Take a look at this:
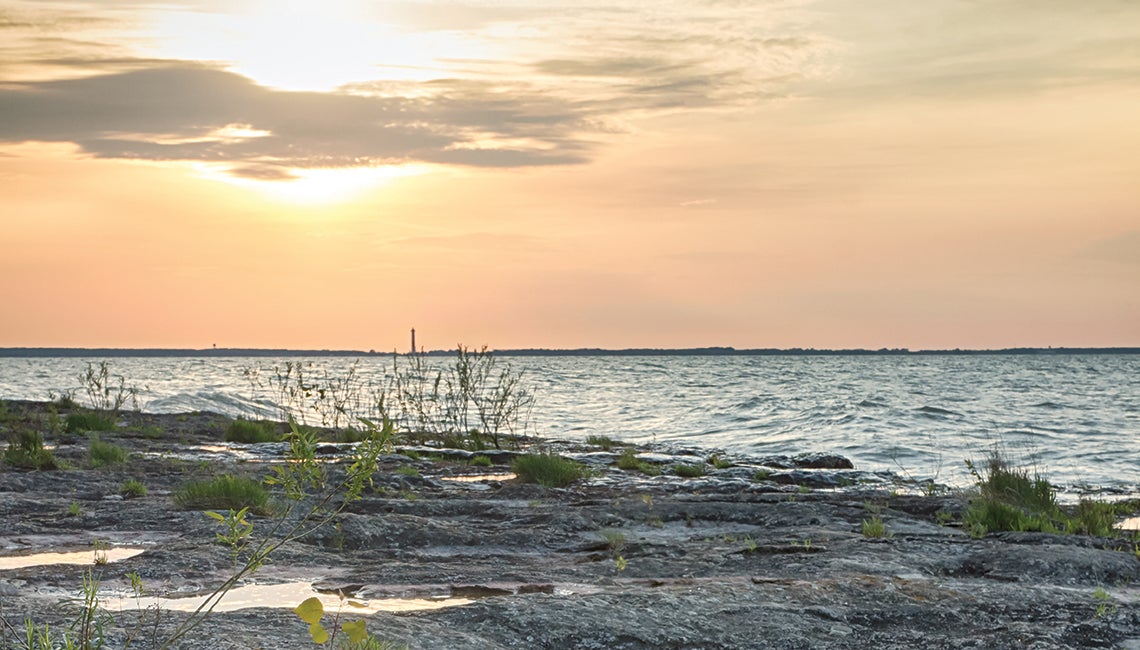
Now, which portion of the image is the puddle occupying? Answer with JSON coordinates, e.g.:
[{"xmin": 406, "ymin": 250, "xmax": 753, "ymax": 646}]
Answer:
[
  {"xmin": 0, "ymin": 548, "xmax": 146, "ymax": 571},
  {"xmin": 102, "ymin": 581, "xmax": 474, "ymax": 614},
  {"xmin": 440, "ymin": 473, "xmax": 517, "ymax": 483}
]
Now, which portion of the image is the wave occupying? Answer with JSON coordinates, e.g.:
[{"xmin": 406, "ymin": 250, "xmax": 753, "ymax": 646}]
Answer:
[{"xmin": 915, "ymin": 405, "xmax": 961, "ymax": 418}]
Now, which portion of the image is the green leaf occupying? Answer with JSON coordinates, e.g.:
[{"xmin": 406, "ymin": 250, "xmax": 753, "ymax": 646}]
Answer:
[
  {"xmin": 342, "ymin": 619, "xmax": 368, "ymax": 644},
  {"xmin": 204, "ymin": 510, "xmax": 225, "ymax": 522},
  {"xmin": 308, "ymin": 622, "xmax": 329, "ymax": 644},
  {"xmin": 294, "ymin": 596, "xmax": 324, "ymax": 624}
]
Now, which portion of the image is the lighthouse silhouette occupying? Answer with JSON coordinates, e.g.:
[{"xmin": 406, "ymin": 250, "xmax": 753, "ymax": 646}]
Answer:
[{"xmin": 410, "ymin": 328, "xmax": 416, "ymax": 354}]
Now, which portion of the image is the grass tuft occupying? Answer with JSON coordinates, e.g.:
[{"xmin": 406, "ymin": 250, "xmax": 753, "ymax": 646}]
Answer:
[
  {"xmin": 89, "ymin": 434, "xmax": 130, "ymax": 467},
  {"xmin": 120, "ymin": 479, "xmax": 148, "ymax": 499},
  {"xmin": 66, "ymin": 412, "xmax": 116, "ymax": 434},
  {"xmin": 3, "ymin": 430, "xmax": 60, "ymax": 470},
  {"xmin": 673, "ymin": 463, "xmax": 706, "ymax": 478},
  {"xmin": 585, "ymin": 435, "xmax": 624, "ymax": 451},
  {"xmin": 174, "ymin": 475, "xmax": 271, "ymax": 514},
  {"xmin": 512, "ymin": 453, "xmax": 586, "ymax": 488},
  {"xmin": 224, "ymin": 419, "xmax": 280, "ymax": 444},
  {"xmin": 861, "ymin": 516, "xmax": 889, "ymax": 538},
  {"xmin": 616, "ymin": 448, "xmax": 661, "ymax": 476}
]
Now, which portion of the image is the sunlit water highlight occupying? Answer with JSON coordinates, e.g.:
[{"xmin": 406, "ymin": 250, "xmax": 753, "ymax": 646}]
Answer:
[
  {"xmin": 0, "ymin": 548, "xmax": 145, "ymax": 571},
  {"xmin": 1, "ymin": 354, "xmax": 1136, "ymax": 492},
  {"xmin": 101, "ymin": 582, "xmax": 473, "ymax": 614}
]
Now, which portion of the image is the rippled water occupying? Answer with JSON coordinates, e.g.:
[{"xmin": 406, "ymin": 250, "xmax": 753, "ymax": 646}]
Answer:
[{"xmin": 1, "ymin": 354, "xmax": 1136, "ymax": 493}]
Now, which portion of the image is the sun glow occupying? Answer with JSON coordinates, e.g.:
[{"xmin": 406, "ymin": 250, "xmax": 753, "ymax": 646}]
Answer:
[
  {"xmin": 197, "ymin": 164, "xmax": 428, "ymax": 205},
  {"xmin": 145, "ymin": 0, "xmax": 478, "ymax": 91}
]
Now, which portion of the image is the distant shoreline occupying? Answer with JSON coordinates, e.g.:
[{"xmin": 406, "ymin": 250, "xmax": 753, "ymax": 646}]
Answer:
[{"xmin": 1, "ymin": 346, "xmax": 1137, "ymax": 358}]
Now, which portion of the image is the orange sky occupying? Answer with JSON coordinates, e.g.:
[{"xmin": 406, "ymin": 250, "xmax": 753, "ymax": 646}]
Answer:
[{"xmin": 1, "ymin": 0, "xmax": 1137, "ymax": 351}]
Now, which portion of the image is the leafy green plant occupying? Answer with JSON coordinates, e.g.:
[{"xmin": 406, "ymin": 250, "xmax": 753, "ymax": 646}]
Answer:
[
  {"xmin": 80, "ymin": 361, "xmax": 139, "ymax": 413},
  {"xmin": 156, "ymin": 417, "xmax": 395, "ymax": 648},
  {"xmin": 67, "ymin": 500, "xmax": 82, "ymax": 517},
  {"xmin": 225, "ymin": 419, "xmax": 280, "ymax": 443},
  {"xmin": 173, "ymin": 475, "xmax": 271, "ymax": 514},
  {"xmin": 753, "ymin": 469, "xmax": 772, "ymax": 481},
  {"xmin": 3, "ymin": 430, "xmax": 60, "ymax": 470},
  {"xmin": 470, "ymin": 454, "xmax": 492, "ymax": 467},
  {"xmin": 206, "ymin": 507, "xmax": 254, "ymax": 569},
  {"xmin": 512, "ymin": 453, "xmax": 586, "ymax": 487},
  {"xmin": 672, "ymin": 462, "xmax": 706, "ymax": 478},
  {"xmin": 66, "ymin": 412, "xmax": 116, "ymax": 433},
  {"xmin": 294, "ymin": 596, "xmax": 371, "ymax": 646},
  {"xmin": 88, "ymin": 434, "xmax": 130, "ymax": 468},
  {"xmin": 119, "ymin": 479, "xmax": 147, "ymax": 498},
  {"xmin": 597, "ymin": 529, "xmax": 627, "ymax": 575}
]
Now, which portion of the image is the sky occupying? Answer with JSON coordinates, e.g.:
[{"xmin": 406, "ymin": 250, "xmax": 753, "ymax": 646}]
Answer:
[{"xmin": 0, "ymin": 0, "xmax": 1137, "ymax": 351}]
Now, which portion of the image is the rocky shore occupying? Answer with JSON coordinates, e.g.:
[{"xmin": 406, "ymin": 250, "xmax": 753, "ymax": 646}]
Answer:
[{"xmin": 1, "ymin": 401, "xmax": 1138, "ymax": 649}]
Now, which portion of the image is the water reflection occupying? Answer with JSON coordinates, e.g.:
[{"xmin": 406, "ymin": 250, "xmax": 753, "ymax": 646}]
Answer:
[
  {"xmin": 0, "ymin": 548, "xmax": 145, "ymax": 570},
  {"xmin": 102, "ymin": 581, "xmax": 474, "ymax": 614}
]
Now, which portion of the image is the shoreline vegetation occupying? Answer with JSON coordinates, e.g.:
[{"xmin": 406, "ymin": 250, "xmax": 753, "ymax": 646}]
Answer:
[
  {"xmin": 1, "ymin": 353, "xmax": 1139, "ymax": 648},
  {"xmin": 1, "ymin": 346, "xmax": 1138, "ymax": 358}
]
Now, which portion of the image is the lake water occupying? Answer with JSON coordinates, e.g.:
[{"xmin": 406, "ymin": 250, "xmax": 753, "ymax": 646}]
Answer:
[{"xmin": 1, "ymin": 354, "xmax": 1136, "ymax": 494}]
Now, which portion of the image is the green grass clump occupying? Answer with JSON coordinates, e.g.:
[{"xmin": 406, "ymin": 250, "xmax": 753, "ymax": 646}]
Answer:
[
  {"xmin": 1068, "ymin": 499, "xmax": 1118, "ymax": 537},
  {"xmin": 470, "ymin": 455, "xmax": 493, "ymax": 467},
  {"xmin": 673, "ymin": 463, "xmax": 706, "ymax": 478},
  {"xmin": 174, "ymin": 475, "xmax": 271, "ymax": 514},
  {"xmin": 616, "ymin": 448, "xmax": 661, "ymax": 476},
  {"xmin": 120, "ymin": 479, "xmax": 148, "ymax": 499},
  {"xmin": 512, "ymin": 453, "xmax": 586, "ymax": 488},
  {"xmin": 3, "ymin": 430, "xmax": 60, "ymax": 470},
  {"xmin": 224, "ymin": 419, "xmax": 280, "ymax": 444},
  {"xmin": 66, "ymin": 412, "xmax": 115, "ymax": 433},
  {"xmin": 861, "ymin": 516, "xmax": 889, "ymax": 538},
  {"xmin": 961, "ymin": 452, "xmax": 1127, "ymax": 537},
  {"xmin": 89, "ymin": 434, "xmax": 130, "ymax": 467},
  {"xmin": 586, "ymin": 435, "xmax": 624, "ymax": 451},
  {"xmin": 964, "ymin": 454, "xmax": 1061, "ymax": 536}
]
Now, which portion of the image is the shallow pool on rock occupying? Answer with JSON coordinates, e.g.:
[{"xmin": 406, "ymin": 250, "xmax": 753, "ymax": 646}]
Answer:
[
  {"xmin": 100, "ymin": 581, "xmax": 475, "ymax": 614},
  {"xmin": 0, "ymin": 548, "xmax": 146, "ymax": 570}
]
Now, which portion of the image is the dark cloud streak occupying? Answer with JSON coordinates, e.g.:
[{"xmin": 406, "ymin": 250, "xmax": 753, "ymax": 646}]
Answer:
[{"xmin": 0, "ymin": 63, "xmax": 598, "ymax": 174}]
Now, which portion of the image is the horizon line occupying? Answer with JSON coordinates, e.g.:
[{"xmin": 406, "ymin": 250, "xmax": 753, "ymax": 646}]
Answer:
[{"xmin": 1, "ymin": 345, "xmax": 1138, "ymax": 358}]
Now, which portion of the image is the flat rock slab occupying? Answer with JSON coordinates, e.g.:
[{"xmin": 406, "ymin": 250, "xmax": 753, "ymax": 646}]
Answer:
[{"xmin": 0, "ymin": 402, "xmax": 1137, "ymax": 649}]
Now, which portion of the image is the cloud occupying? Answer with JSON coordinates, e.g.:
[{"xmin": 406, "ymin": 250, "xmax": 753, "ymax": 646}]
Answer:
[
  {"xmin": 0, "ymin": 1, "xmax": 828, "ymax": 176},
  {"xmin": 0, "ymin": 63, "xmax": 597, "ymax": 173}
]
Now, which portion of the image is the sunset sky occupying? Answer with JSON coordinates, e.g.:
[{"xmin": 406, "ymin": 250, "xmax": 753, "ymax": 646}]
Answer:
[{"xmin": 1, "ymin": 0, "xmax": 1137, "ymax": 351}]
